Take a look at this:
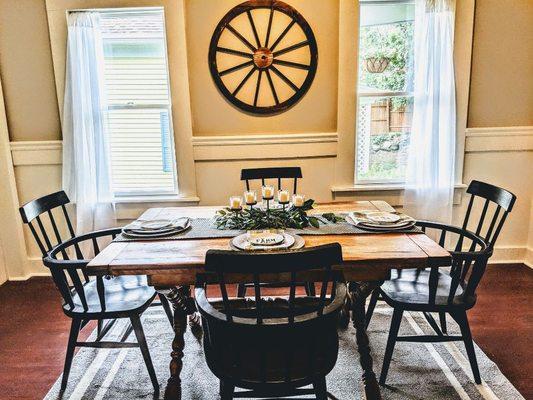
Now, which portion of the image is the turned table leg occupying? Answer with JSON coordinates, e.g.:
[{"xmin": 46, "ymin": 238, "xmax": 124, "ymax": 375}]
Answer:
[
  {"xmin": 350, "ymin": 281, "xmax": 383, "ymax": 400},
  {"xmin": 157, "ymin": 286, "xmax": 197, "ymax": 400}
]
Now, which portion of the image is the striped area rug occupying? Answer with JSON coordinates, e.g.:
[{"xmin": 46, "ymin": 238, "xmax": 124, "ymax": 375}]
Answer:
[{"xmin": 44, "ymin": 304, "xmax": 524, "ymax": 399}]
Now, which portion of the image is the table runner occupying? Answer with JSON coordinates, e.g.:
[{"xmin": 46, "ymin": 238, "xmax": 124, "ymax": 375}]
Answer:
[{"xmin": 114, "ymin": 217, "xmax": 422, "ymax": 242}]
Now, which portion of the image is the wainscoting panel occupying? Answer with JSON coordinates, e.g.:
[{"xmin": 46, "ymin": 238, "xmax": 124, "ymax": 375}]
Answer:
[{"xmin": 7, "ymin": 126, "xmax": 533, "ymax": 278}]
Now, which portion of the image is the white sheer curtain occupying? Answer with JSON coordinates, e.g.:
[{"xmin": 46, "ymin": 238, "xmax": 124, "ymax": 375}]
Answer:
[
  {"xmin": 62, "ymin": 12, "xmax": 115, "ymax": 234},
  {"xmin": 404, "ymin": 0, "xmax": 456, "ymax": 224}
]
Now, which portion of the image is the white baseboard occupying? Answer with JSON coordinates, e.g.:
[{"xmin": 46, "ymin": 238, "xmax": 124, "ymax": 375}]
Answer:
[
  {"xmin": 484, "ymin": 246, "xmax": 533, "ymax": 268},
  {"xmin": 7, "ymin": 257, "xmax": 50, "ymax": 281},
  {"xmin": 525, "ymin": 247, "xmax": 533, "ymax": 269}
]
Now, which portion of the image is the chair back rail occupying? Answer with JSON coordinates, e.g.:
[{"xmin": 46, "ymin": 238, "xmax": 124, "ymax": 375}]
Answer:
[
  {"xmin": 462, "ymin": 180, "xmax": 516, "ymax": 248},
  {"xmin": 19, "ymin": 190, "xmax": 84, "ymax": 259},
  {"xmin": 43, "ymin": 228, "xmax": 121, "ymax": 312},
  {"xmin": 241, "ymin": 167, "xmax": 303, "ymax": 193},
  {"xmin": 416, "ymin": 221, "xmax": 489, "ymax": 303},
  {"xmin": 196, "ymin": 244, "xmax": 346, "ymax": 388}
]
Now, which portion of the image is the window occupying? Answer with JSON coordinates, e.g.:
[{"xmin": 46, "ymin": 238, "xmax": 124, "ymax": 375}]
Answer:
[
  {"xmin": 100, "ymin": 9, "xmax": 178, "ymax": 197},
  {"xmin": 355, "ymin": 0, "xmax": 414, "ymax": 183}
]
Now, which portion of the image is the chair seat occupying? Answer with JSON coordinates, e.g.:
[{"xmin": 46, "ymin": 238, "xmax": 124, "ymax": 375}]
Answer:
[
  {"xmin": 380, "ymin": 269, "xmax": 475, "ymax": 311},
  {"xmin": 63, "ymin": 275, "xmax": 156, "ymax": 317}
]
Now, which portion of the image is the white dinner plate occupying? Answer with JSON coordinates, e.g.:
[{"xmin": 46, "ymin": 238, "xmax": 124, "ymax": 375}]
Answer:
[{"xmin": 231, "ymin": 233, "xmax": 302, "ymax": 251}]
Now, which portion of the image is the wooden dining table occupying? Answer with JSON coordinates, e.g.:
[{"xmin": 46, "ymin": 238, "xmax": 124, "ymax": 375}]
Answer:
[{"xmin": 87, "ymin": 200, "xmax": 451, "ymax": 400}]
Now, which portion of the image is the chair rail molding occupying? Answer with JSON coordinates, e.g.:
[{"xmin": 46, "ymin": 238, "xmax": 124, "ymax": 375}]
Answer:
[
  {"xmin": 10, "ymin": 140, "xmax": 62, "ymax": 166},
  {"xmin": 192, "ymin": 132, "xmax": 338, "ymax": 161},
  {"xmin": 465, "ymin": 126, "xmax": 533, "ymax": 153}
]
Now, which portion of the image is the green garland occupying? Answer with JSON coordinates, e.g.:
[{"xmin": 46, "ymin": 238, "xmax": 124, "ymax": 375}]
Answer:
[{"xmin": 214, "ymin": 199, "xmax": 344, "ymax": 230}]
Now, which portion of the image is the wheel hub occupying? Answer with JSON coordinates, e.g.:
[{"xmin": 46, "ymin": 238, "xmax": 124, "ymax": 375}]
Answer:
[{"xmin": 253, "ymin": 47, "xmax": 274, "ymax": 69}]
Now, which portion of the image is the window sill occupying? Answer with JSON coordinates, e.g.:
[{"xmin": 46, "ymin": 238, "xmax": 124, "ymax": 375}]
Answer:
[{"xmin": 331, "ymin": 183, "xmax": 468, "ymax": 193}]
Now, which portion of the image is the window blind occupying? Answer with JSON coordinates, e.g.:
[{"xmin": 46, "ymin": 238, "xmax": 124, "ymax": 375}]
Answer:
[{"xmin": 100, "ymin": 9, "xmax": 177, "ymax": 195}]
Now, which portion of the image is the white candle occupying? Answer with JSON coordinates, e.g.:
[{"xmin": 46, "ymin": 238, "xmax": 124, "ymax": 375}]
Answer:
[
  {"xmin": 292, "ymin": 194, "xmax": 305, "ymax": 207},
  {"xmin": 262, "ymin": 185, "xmax": 274, "ymax": 199},
  {"xmin": 244, "ymin": 190, "xmax": 257, "ymax": 205},
  {"xmin": 229, "ymin": 196, "xmax": 243, "ymax": 210},
  {"xmin": 278, "ymin": 189, "xmax": 290, "ymax": 203}
]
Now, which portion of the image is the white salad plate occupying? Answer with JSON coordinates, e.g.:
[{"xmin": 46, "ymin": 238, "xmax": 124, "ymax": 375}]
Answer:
[{"xmin": 231, "ymin": 233, "xmax": 304, "ymax": 251}]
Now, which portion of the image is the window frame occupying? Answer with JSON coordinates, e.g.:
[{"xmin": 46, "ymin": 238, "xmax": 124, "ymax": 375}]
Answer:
[
  {"xmin": 98, "ymin": 8, "xmax": 180, "ymax": 198},
  {"xmin": 355, "ymin": 0, "xmax": 415, "ymax": 185}
]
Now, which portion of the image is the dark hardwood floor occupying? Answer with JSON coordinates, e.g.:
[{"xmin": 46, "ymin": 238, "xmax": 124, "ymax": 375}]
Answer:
[{"xmin": 0, "ymin": 264, "xmax": 531, "ymax": 399}]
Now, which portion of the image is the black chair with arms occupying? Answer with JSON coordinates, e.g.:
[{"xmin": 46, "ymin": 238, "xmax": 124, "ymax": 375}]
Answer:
[
  {"xmin": 44, "ymin": 231, "xmax": 159, "ymax": 393},
  {"xmin": 377, "ymin": 223, "xmax": 490, "ymax": 385},
  {"xmin": 365, "ymin": 180, "xmax": 516, "ymax": 386},
  {"xmin": 238, "ymin": 167, "xmax": 316, "ymax": 297},
  {"xmin": 365, "ymin": 180, "xmax": 517, "ymax": 332},
  {"xmin": 196, "ymin": 244, "xmax": 347, "ymax": 399},
  {"xmin": 19, "ymin": 190, "xmax": 174, "ymax": 330}
]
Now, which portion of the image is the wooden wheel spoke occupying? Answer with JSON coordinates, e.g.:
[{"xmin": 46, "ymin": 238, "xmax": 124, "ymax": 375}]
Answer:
[
  {"xmin": 273, "ymin": 59, "xmax": 310, "ymax": 70},
  {"xmin": 265, "ymin": 70, "xmax": 279, "ymax": 105},
  {"xmin": 270, "ymin": 65, "xmax": 299, "ymax": 92},
  {"xmin": 246, "ymin": 10, "xmax": 261, "ymax": 48},
  {"xmin": 273, "ymin": 40, "xmax": 309, "ymax": 57},
  {"xmin": 265, "ymin": 7, "xmax": 274, "ymax": 48},
  {"xmin": 219, "ymin": 60, "xmax": 254, "ymax": 77},
  {"xmin": 270, "ymin": 20, "xmax": 296, "ymax": 51},
  {"xmin": 209, "ymin": 2, "xmax": 317, "ymax": 114},
  {"xmin": 216, "ymin": 47, "xmax": 252, "ymax": 59},
  {"xmin": 232, "ymin": 67, "xmax": 257, "ymax": 96},
  {"xmin": 226, "ymin": 24, "xmax": 256, "ymax": 52},
  {"xmin": 253, "ymin": 70, "xmax": 263, "ymax": 107}
]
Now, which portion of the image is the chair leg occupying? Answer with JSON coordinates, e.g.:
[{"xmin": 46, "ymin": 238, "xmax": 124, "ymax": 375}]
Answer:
[
  {"xmin": 379, "ymin": 308, "xmax": 404, "ymax": 386},
  {"xmin": 439, "ymin": 311, "xmax": 447, "ymax": 334},
  {"xmin": 305, "ymin": 282, "xmax": 316, "ymax": 296},
  {"xmin": 158, "ymin": 293, "xmax": 174, "ymax": 326},
  {"xmin": 61, "ymin": 318, "xmax": 81, "ymax": 392},
  {"xmin": 237, "ymin": 283, "xmax": 247, "ymax": 298},
  {"xmin": 313, "ymin": 376, "xmax": 328, "ymax": 400},
  {"xmin": 220, "ymin": 380, "xmax": 234, "ymax": 400},
  {"xmin": 130, "ymin": 316, "xmax": 159, "ymax": 393},
  {"xmin": 453, "ymin": 310, "xmax": 481, "ymax": 384},
  {"xmin": 97, "ymin": 319, "xmax": 103, "ymax": 337},
  {"xmin": 365, "ymin": 289, "xmax": 380, "ymax": 328}
]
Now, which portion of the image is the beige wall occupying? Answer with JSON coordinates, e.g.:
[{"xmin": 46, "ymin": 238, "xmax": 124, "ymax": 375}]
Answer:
[
  {"xmin": 468, "ymin": 0, "xmax": 533, "ymax": 127},
  {"xmin": 0, "ymin": 0, "xmax": 61, "ymax": 141},
  {"xmin": 185, "ymin": 0, "xmax": 338, "ymax": 135},
  {"xmin": 1, "ymin": 0, "xmax": 532, "ymax": 139},
  {"xmin": 0, "ymin": 0, "xmax": 532, "ymax": 279}
]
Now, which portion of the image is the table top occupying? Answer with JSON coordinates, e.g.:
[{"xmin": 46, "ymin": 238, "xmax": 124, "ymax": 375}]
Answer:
[{"xmin": 88, "ymin": 201, "xmax": 450, "ymax": 286}]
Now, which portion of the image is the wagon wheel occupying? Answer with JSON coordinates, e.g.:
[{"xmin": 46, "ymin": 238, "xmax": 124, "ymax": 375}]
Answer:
[{"xmin": 208, "ymin": 0, "xmax": 318, "ymax": 115}]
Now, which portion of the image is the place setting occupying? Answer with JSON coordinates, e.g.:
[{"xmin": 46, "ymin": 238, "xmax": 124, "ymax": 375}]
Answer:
[
  {"xmin": 346, "ymin": 210, "xmax": 417, "ymax": 232},
  {"xmin": 121, "ymin": 217, "xmax": 191, "ymax": 239},
  {"xmin": 230, "ymin": 230, "xmax": 305, "ymax": 251}
]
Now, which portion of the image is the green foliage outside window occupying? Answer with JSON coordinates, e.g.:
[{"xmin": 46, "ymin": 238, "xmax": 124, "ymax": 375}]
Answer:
[{"xmin": 359, "ymin": 22, "xmax": 414, "ymax": 109}]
